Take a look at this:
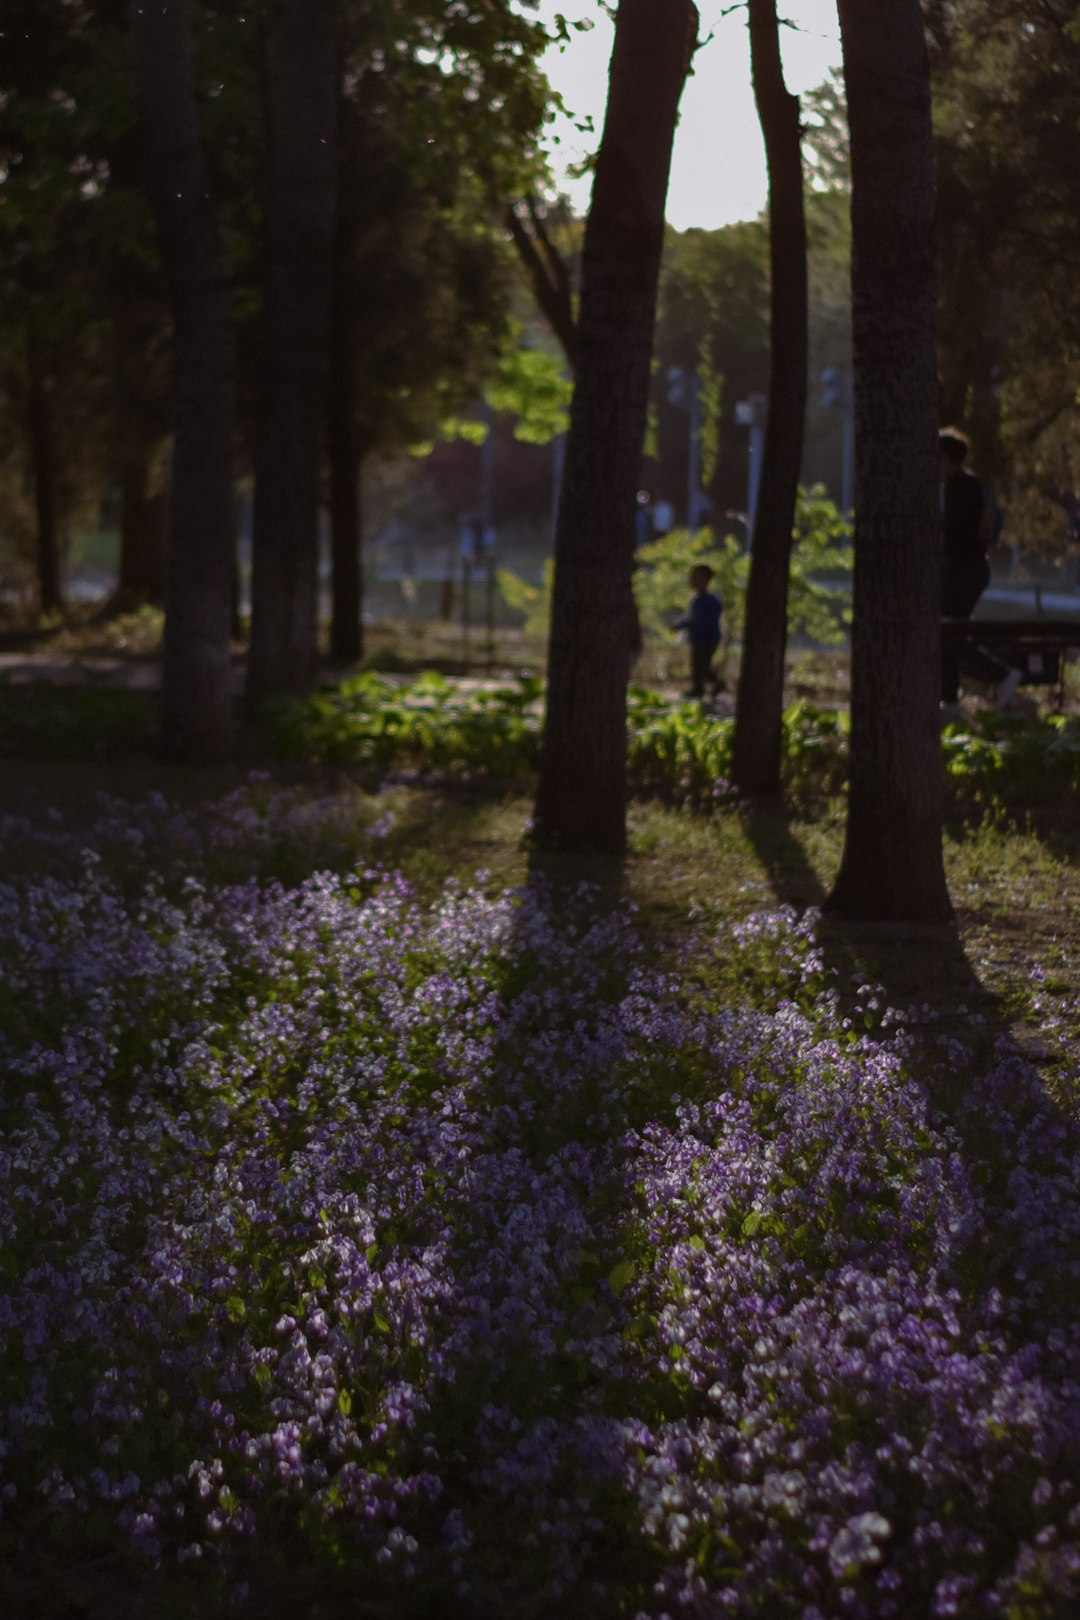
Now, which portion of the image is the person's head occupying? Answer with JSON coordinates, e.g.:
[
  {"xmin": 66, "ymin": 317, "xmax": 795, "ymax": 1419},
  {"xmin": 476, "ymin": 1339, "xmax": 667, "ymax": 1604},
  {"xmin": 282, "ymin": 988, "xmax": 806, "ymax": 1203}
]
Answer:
[
  {"xmin": 689, "ymin": 563, "xmax": 713, "ymax": 592},
  {"xmin": 939, "ymin": 427, "xmax": 970, "ymax": 477}
]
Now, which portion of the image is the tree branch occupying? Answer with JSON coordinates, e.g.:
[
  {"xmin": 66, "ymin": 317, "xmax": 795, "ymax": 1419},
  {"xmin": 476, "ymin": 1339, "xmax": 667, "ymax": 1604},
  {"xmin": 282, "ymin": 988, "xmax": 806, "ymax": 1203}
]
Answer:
[{"xmin": 506, "ymin": 197, "xmax": 577, "ymax": 372}]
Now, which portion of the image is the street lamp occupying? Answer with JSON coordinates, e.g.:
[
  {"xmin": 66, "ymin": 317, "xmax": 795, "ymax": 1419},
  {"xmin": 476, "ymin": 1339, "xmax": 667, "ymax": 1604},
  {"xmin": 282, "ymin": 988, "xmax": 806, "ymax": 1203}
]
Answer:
[
  {"xmin": 666, "ymin": 366, "xmax": 706, "ymax": 531},
  {"xmin": 734, "ymin": 392, "xmax": 767, "ymax": 550}
]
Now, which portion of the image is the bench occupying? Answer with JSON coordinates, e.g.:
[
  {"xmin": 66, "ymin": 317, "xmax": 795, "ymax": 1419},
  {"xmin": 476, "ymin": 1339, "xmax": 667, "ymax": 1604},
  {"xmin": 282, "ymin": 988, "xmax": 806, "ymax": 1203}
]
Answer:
[{"xmin": 941, "ymin": 617, "xmax": 1080, "ymax": 706}]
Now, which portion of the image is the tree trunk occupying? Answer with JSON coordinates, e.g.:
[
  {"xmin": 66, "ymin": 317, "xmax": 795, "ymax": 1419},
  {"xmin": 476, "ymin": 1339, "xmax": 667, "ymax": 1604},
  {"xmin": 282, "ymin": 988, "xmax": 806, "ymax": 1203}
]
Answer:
[
  {"xmin": 247, "ymin": 0, "xmax": 339, "ymax": 706},
  {"xmin": 328, "ymin": 137, "xmax": 363, "ymax": 669},
  {"xmin": 118, "ymin": 448, "xmax": 165, "ymax": 605},
  {"xmin": 731, "ymin": 0, "xmax": 808, "ymax": 796},
  {"xmin": 130, "ymin": 0, "xmax": 236, "ymax": 762},
  {"xmin": 26, "ymin": 337, "xmax": 63, "ymax": 618},
  {"xmin": 329, "ymin": 431, "xmax": 363, "ymax": 665},
  {"xmin": 827, "ymin": 0, "xmax": 952, "ymax": 920},
  {"xmin": 533, "ymin": 0, "xmax": 697, "ymax": 854}
]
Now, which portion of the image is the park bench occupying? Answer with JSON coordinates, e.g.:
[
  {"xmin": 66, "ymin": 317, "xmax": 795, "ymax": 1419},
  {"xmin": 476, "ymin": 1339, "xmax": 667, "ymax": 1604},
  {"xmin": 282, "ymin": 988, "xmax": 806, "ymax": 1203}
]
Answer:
[{"xmin": 941, "ymin": 616, "xmax": 1080, "ymax": 706}]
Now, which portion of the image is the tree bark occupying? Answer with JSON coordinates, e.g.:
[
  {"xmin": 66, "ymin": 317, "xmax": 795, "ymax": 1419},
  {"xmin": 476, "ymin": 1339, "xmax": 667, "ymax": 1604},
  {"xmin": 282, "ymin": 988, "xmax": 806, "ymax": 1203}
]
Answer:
[
  {"xmin": 129, "ymin": 0, "xmax": 236, "ymax": 762},
  {"xmin": 26, "ymin": 336, "xmax": 63, "ymax": 619},
  {"xmin": 828, "ymin": 0, "xmax": 952, "ymax": 920},
  {"xmin": 731, "ymin": 0, "xmax": 808, "ymax": 796},
  {"xmin": 247, "ymin": 0, "xmax": 339, "ymax": 706},
  {"xmin": 533, "ymin": 0, "xmax": 697, "ymax": 854},
  {"xmin": 327, "ymin": 119, "xmax": 363, "ymax": 669},
  {"xmin": 329, "ymin": 426, "xmax": 363, "ymax": 666},
  {"xmin": 117, "ymin": 447, "xmax": 165, "ymax": 605}
]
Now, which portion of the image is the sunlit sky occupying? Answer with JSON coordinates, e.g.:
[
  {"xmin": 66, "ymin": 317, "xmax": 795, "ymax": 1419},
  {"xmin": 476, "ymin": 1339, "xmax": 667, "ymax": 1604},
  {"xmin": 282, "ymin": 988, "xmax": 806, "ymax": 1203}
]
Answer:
[{"xmin": 529, "ymin": 0, "xmax": 842, "ymax": 231}]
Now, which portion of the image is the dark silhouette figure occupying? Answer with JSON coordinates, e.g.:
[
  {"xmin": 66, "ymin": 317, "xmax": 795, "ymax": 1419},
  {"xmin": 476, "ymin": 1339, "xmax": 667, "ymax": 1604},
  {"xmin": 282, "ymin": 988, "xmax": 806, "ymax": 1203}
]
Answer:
[{"xmin": 939, "ymin": 427, "xmax": 1018, "ymax": 709}]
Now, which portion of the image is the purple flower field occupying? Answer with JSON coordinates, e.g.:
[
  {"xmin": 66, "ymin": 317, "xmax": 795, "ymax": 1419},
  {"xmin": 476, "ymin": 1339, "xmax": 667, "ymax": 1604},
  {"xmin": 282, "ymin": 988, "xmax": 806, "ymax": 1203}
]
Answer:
[{"xmin": 2, "ymin": 784, "xmax": 1079, "ymax": 1617}]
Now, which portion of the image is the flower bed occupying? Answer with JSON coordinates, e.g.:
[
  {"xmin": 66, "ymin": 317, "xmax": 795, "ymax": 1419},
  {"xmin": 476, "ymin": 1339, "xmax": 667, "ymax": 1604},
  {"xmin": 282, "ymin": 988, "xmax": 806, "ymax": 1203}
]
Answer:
[{"xmin": 1, "ymin": 790, "xmax": 1079, "ymax": 1616}]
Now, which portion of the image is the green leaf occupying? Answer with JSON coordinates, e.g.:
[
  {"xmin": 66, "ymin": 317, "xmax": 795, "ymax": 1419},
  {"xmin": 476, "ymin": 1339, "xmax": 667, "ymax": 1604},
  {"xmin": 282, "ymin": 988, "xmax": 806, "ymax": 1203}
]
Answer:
[{"xmin": 607, "ymin": 1258, "xmax": 636, "ymax": 1296}]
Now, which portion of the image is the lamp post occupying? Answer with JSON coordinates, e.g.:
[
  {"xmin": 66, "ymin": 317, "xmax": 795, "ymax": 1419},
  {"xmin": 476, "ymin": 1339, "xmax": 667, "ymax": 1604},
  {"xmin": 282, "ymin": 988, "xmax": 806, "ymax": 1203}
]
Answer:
[
  {"xmin": 666, "ymin": 366, "xmax": 705, "ymax": 530},
  {"xmin": 734, "ymin": 392, "xmax": 767, "ymax": 549}
]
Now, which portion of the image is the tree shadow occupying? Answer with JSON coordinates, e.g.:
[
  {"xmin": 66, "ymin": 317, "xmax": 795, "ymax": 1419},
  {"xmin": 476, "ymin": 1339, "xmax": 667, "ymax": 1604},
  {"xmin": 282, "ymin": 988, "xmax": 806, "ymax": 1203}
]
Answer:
[
  {"xmin": 738, "ymin": 795, "xmax": 1009, "ymax": 1064},
  {"xmin": 735, "ymin": 797, "xmax": 1080, "ymax": 1266},
  {"xmin": 737, "ymin": 796, "xmax": 830, "ymax": 910},
  {"xmin": 524, "ymin": 838, "xmax": 628, "ymax": 919}
]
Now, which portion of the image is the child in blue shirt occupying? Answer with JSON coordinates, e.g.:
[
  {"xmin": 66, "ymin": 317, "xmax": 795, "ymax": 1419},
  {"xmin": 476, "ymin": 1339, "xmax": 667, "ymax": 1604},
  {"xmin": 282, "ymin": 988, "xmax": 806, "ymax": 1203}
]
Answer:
[{"xmin": 675, "ymin": 564, "xmax": 723, "ymax": 698}]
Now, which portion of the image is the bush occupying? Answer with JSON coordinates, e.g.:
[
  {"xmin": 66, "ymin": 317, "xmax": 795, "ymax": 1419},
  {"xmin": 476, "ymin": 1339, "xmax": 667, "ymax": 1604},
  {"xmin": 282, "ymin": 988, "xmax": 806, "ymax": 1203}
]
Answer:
[
  {"xmin": 496, "ymin": 486, "xmax": 851, "ymax": 652},
  {"xmin": 265, "ymin": 669, "xmax": 544, "ymax": 780}
]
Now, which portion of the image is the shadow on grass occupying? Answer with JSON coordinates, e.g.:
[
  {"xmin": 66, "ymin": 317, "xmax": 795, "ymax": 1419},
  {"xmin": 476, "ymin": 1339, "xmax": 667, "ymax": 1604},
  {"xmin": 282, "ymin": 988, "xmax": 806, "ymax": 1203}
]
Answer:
[
  {"xmin": 525, "ymin": 840, "xmax": 627, "ymax": 918},
  {"xmin": 737, "ymin": 797, "xmax": 829, "ymax": 910},
  {"xmin": 738, "ymin": 795, "xmax": 1009, "ymax": 1062}
]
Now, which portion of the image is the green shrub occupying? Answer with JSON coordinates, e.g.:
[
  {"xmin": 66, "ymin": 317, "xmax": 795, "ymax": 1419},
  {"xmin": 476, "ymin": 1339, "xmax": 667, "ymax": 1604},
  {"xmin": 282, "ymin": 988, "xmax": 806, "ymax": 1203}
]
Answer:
[
  {"xmin": 496, "ymin": 487, "xmax": 851, "ymax": 655},
  {"xmin": 265, "ymin": 670, "xmax": 544, "ymax": 779},
  {"xmin": 941, "ymin": 709, "xmax": 1080, "ymax": 805}
]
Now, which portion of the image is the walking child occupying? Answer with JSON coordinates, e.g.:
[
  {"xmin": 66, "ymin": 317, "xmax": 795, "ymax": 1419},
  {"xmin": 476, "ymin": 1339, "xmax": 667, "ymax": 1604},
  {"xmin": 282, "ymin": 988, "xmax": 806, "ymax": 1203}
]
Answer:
[{"xmin": 675, "ymin": 563, "xmax": 723, "ymax": 698}]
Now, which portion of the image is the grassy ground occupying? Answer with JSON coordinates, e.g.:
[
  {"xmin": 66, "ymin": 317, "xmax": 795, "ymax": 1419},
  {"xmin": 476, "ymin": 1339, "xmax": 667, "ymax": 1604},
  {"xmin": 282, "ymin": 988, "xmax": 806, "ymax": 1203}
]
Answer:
[
  {"xmin": 4, "ymin": 753, "xmax": 1076, "ymax": 1109},
  {"xmin": 2, "ymin": 622, "xmax": 1078, "ymax": 1101}
]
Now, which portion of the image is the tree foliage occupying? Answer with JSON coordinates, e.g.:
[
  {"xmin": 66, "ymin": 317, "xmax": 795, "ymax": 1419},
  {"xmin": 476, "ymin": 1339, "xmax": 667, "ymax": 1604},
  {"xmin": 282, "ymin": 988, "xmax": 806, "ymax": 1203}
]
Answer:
[{"xmin": 930, "ymin": 0, "xmax": 1080, "ymax": 547}]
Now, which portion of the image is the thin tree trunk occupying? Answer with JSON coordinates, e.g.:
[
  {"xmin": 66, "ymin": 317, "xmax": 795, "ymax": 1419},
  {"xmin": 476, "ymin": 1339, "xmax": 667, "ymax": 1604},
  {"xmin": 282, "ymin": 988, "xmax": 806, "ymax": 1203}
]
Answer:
[
  {"xmin": 130, "ymin": 0, "xmax": 236, "ymax": 761},
  {"xmin": 27, "ymin": 338, "xmax": 63, "ymax": 618},
  {"xmin": 329, "ymin": 432, "xmax": 363, "ymax": 665},
  {"xmin": 328, "ymin": 132, "xmax": 363, "ymax": 669},
  {"xmin": 118, "ymin": 448, "xmax": 165, "ymax": 605},
  {"xmin": 534, "ymin": 0, "xmax": 697, "ymax": 854},
  {"xmin": 828, "ymin": 0, "xmax": 951, "ymax": 920},
  {"xmin": 731, "ymin": 0, "xmax": 808, "ymax": 796},
  {"xmin": 247, "ymin": 0, "xmax": 339, "ymax": 706}
]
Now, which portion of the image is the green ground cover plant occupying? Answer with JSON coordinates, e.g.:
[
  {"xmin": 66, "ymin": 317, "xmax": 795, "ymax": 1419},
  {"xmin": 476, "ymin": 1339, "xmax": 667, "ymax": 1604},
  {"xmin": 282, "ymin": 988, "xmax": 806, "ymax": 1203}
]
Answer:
[
  {"xmin": 6, "ymin": 667, "xmax": 1080, "ymax": 813},
  {"xmin": 268, "ymin": 673, "xmax": 1080, "ymax": 812}
]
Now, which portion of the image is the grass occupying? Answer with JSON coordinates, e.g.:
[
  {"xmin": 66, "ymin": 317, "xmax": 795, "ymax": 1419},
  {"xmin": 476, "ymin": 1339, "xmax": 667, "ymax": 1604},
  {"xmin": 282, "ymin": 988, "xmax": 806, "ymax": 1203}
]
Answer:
[
  {"xmin": 5, "ymin": 742, "xmax": 1074, "ymax": 1099},
  {"xmin": 2, "ymin": 655, "xmax": 1079, "ymax": 1106}
]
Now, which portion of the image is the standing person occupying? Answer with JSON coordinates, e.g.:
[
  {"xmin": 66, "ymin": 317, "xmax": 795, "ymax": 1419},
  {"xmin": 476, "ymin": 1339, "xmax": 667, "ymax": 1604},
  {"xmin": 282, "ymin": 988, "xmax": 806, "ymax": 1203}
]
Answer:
[
  {"xmin": 676, "ymin": 563, "xmax": 724, "ymax": 698},
  {"xmin": 939, "ymin": 427, "xmax": 1019, "ymax": 713}
]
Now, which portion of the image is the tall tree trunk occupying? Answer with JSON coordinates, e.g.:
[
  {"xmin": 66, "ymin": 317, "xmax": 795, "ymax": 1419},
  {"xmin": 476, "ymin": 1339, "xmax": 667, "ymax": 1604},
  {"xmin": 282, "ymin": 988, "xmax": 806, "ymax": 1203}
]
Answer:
[
  {"xmin": 26, "ymin": 337, "xmax": 63, "ymax": 618},
  {"xmin": 247, "ymin": 0, "xmax": 339, "ymax": 706},
  {"xmin": 731, "ymin": 0, "xmax": 808, "ymax": 796},
  {"xmin": 828, "ymin": 0, "xmax": 951, "ymax": 920},
  {"xmin": 130, "ymin": 0, "xmax": 236, "ymax": 761},
  {"xmin": 533, "ymin": 0, "xmax": 697, "ymax": 854},
  {"xmin": 328, "ymin": 135, "xmax": 363, "ymax": 669},
  {"xmin": 329, "ymin": 429, "xmax": 363, "ymax": 665},
  {"xmin": 117, "ymin": 446, "xmax": 165, "ymax": 605}
]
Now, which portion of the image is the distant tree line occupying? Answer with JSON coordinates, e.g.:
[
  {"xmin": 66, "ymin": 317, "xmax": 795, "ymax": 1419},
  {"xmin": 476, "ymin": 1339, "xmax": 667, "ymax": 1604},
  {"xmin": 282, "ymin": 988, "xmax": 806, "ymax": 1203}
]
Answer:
[{"xmin": 0, "ymin": 0, "xmax": 550, "ymax": 753}]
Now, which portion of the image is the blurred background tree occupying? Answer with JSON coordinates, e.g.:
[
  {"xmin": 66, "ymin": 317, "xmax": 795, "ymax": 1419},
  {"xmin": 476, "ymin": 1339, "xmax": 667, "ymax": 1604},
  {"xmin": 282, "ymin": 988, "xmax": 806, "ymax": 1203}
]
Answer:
[{"xmin": 929, "ymin": 0, "xmax": 1080, "ymax": 553}]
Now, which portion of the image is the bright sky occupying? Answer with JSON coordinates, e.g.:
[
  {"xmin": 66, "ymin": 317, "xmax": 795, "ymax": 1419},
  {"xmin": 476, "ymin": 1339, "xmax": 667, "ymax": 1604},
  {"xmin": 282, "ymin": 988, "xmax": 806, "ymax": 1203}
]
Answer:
[{"xmin": 530, "ymin": 0, "xmax": 843, "ymax": 231}]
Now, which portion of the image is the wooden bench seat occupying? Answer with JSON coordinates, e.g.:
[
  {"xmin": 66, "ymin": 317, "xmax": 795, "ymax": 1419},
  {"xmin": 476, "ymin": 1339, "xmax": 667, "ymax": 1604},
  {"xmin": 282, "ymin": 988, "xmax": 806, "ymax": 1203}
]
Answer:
[{"xmin": 941, "ymin": 617, "xmax": 1080, "ymax": 703}]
